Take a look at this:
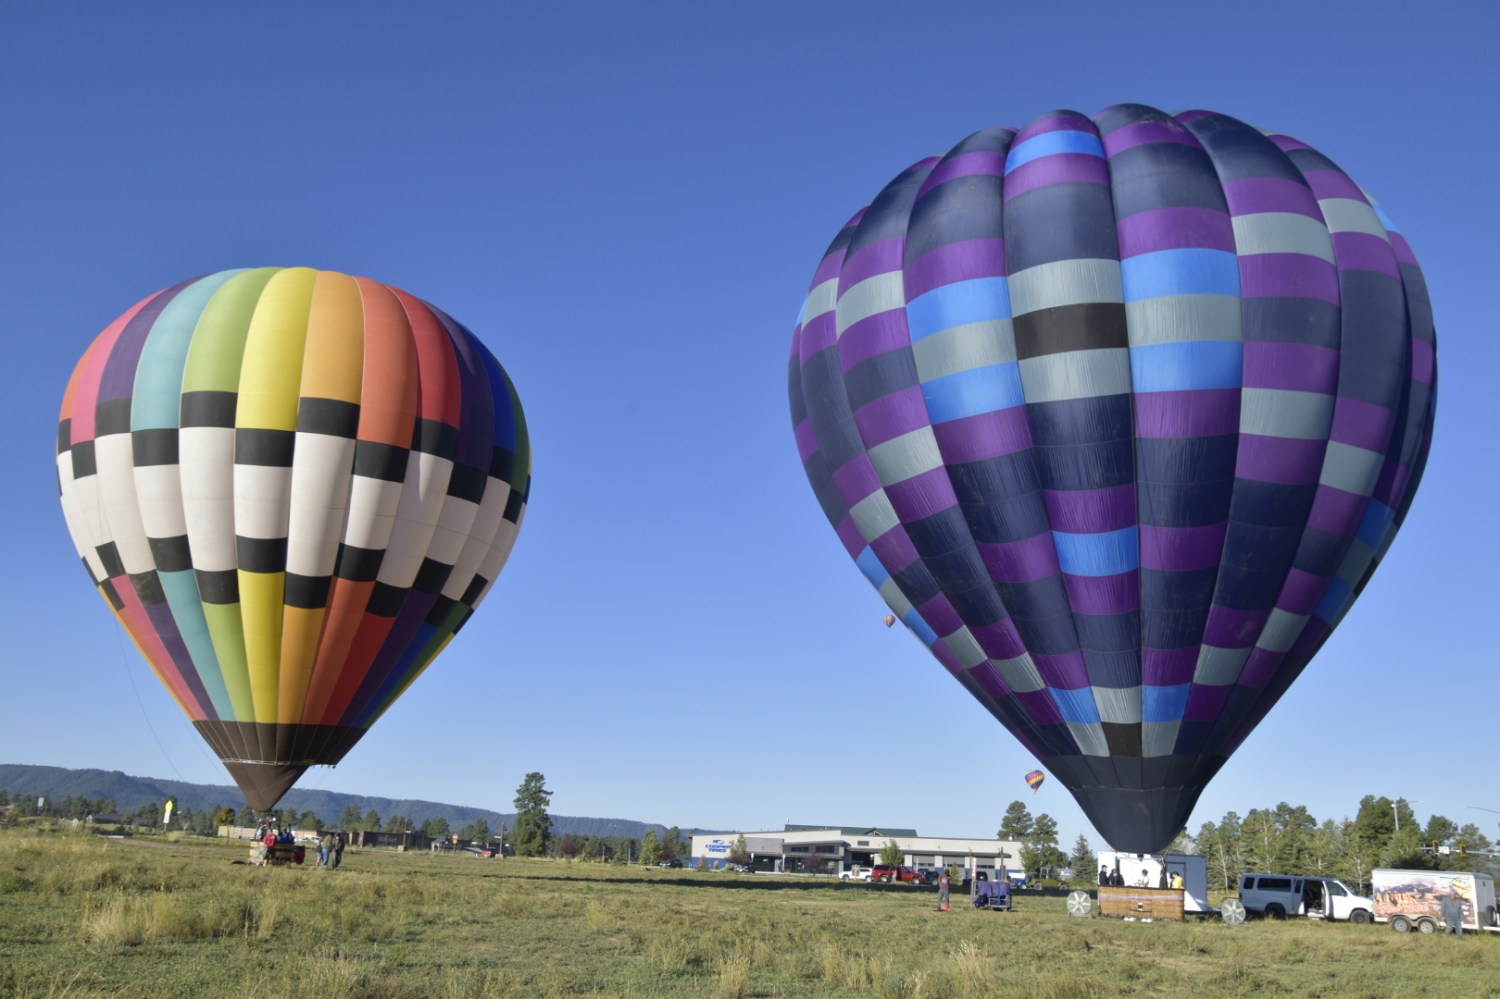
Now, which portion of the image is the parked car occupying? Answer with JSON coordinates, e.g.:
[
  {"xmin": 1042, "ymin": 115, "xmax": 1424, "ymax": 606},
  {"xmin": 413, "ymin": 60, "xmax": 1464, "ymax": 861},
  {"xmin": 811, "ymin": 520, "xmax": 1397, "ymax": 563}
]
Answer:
[
  {"xmin": 839, "ymin": 867, "xmax": 874, "ymax": 881},
  {"xmin": 870, "ymin": 864, "xmax": 927, "ymax": 884},
  {"xmin": 657, "ymin": 858, "xmax": 683, "ymax": 868}
]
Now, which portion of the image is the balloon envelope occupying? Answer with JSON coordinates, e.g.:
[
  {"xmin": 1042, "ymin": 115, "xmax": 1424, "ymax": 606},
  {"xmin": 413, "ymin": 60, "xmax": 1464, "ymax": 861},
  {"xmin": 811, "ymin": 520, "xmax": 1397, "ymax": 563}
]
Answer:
[
  {"xmin": 57, "ymin": 267, "xmax": 531, "ymax": 811},
  {"xmin": 1025, "ymin": 769, "xmax": 1045, "ymax": 793},
  {"xmin": 788, "ymin": 106, "xmax": 1435, "ymax": 852}
]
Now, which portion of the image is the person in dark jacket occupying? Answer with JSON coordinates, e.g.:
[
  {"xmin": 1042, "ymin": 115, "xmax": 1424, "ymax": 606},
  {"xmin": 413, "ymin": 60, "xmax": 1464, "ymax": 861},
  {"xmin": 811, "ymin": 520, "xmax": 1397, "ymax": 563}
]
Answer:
[{"xmin": 1099, "ymin": 865, "xmax": 1110, "ymax": 886}]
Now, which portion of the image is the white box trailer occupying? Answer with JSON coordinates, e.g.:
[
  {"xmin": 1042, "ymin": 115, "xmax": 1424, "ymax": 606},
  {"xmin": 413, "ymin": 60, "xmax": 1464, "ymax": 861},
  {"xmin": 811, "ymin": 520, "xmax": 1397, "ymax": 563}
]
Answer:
[
  {"xmin": 1371, "ymin": 869, "xmax": 1499, "ymax": 934},
  {"xmin": 1097, "ymin": 851, "xmax": 1210, "ymax": 914}
]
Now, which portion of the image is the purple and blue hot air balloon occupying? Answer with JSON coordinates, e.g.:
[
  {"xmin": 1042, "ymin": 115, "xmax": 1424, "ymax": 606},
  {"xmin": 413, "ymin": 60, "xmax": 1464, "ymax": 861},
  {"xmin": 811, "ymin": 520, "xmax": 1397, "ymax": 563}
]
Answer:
[{"xmin": 787, "ymin": 105, "xmax": 1436, "ymax": 853}]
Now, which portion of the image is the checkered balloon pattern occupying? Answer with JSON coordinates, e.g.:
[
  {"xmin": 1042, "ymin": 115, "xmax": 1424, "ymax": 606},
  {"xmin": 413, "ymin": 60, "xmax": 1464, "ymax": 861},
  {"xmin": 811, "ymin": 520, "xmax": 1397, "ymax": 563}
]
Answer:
[
  {"xmin": 57, "ymin": 267, "xmax": 530, "ymax": 811},
  {"xmin": 788, "ymin": 105, "xmax": 1435, "ymax": 852}
]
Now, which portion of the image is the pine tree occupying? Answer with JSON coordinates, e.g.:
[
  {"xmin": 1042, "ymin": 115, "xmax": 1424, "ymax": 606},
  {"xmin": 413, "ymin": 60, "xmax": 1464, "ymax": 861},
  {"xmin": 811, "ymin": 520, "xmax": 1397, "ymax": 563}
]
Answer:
[{"xmin": 512, "ymin": 772, "xmax": 554, "ymax": 857}]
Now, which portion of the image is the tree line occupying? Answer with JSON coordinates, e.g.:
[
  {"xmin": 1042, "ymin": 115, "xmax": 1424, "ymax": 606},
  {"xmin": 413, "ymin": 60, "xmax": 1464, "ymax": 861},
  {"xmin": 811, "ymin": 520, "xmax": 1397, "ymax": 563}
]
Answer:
[{"xmin": 996, "ymin": 794, "xmax": 1499, "ymax": 895}]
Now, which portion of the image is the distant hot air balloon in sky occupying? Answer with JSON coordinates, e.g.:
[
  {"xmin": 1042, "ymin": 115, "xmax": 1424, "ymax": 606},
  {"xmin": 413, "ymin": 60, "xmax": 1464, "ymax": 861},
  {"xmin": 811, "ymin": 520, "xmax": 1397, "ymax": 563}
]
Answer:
[
  {"xmin": 1025, "ymin": 769, "xmax": 1046, "ymax": 793},
  {"xmin": 57, "ymin": 267, "xmax": 531, "ymax": 812},
  {"xmin": 788, "ymin": 105, "xmax": 1436, "ymax": 853},
  {"xmin": 883, "ymin": 613, "xmax": 897, "ymax": 628}
]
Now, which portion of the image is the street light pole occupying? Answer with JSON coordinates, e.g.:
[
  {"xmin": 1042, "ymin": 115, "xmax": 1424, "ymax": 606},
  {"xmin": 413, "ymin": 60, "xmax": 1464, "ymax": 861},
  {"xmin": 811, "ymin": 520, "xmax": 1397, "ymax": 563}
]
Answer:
[{"xmin": 1392, "ymin": 798, "xmax": 1422, "ymax": 833}]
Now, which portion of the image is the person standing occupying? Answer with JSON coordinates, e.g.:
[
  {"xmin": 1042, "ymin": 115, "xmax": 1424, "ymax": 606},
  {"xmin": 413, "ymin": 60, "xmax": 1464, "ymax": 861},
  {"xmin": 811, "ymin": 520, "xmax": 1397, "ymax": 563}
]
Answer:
[
  {"xmin": 938, "ymin": 868, "xmax": 952, "ymax": 910},
  {"xmin": 1440, "ymin": 893, "xmax": 1465, "ymax": 938},
  {"xmin": 1098, "ymin": 865, "xmax": 1110, "ymax": 887},
  {"xmin": 332, "ymin": 832, "xmax": 345, "ymax": 869},
  {"xmin": 319, "ymin": 831, "xmax": 333, "ymax": 869}
]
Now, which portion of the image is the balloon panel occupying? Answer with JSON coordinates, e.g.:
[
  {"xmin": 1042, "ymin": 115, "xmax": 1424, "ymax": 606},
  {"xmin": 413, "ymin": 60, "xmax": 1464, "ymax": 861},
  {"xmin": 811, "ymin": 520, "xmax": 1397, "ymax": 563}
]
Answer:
[
  {"xmin": 788, "ymin": 106, "xmax": 1436, "ymax": 852},
  {"xmin": 57, "ymin": 268, "xmax": 531, "ymax": 810}
]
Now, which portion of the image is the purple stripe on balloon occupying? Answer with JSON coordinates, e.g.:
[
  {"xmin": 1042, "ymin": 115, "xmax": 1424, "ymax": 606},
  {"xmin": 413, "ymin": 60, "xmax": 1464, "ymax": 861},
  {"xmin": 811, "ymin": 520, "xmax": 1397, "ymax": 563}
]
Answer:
[
  {"xmin": 1239, "ymin": 647, "xmax": 1284, "ymax": 688},
  {"xmin": 1173, "ymin": 109, "xmax": 1215, "ymax": 124},
  {"xmin": 839, "ymin": 238, "xmax": 906, "ymax": 290},
  {"xmin": 794, "ymin": 418, "xmax": 817, "ymax": 463},
  {"xmin": 1305, "ymin": 484, "xmax": 1368, "ymax": 535},
  {"xmin": 797, "ymin": 312, "xmax": 836, "ymax": 362},
  {"xmin": 1277, "ymin": 567, "xmax": 1329, "ymax": 615},
  {"xmin": 870, "ymin": 525, "xmax": 919, "ymax": 574},
  {"xmin": 812, "ymin": 248, "xmax": 847, "ymax": 289},
  {"xmin": 932, "ymin": 405, "xmax": 1033, "ymax": 462},
  {"xmin": 1144, "ymin": 647, "xmax": 1197, "ymax": 686},
  {"xmin": 1378, "ymin": 459, "xmax": 1413, "ymax": 510},
  {"xmin": 885, "ymin": 466, "xmax": 960, "ymax": 522},
  {"xmin": 1223, "ymin": 177, "xmax": 1321, "ymax": 218},
  {"xmin": 1236, "ymin": 434, "xmax": 1327, "ymax": 485},
  {"xmin": 1332, "ymin": 232, "xmax": 1400, "ymax": 278},
  {"xmin": 1185, "ymin": 682, "xmax": 1232, "ymax": 721},
  {"xmin": 979, "ymin": 533, "xmax": 1059, "ymax": 583},
  {"xmin": 1116, "ymin": 206, "xmax": 1234, "ymax": 257},
  {"xmin": 1043, "ymin": 483, "xmax": 1137, "ymax": 533},
  {"xmin": 932, "ymin": 640, "xmax": 966, "ymax": 676},
  {"xmin": 916, "ymin": 593, "xmax": 966, "ymax": 637},
  {"xmin": 1134, "ymin": 389, "xmax": 1240, "ymax": 439},
  {"xmin": 1018, "ymin": 112, "xmax": 1096, "ymax": 139},
  {"xmin": 1243, "ymin": 341, "xmax": 1338, "ymax": 392},
  {"xmin": 1035, "ymin": 650, "xmax": 1090, "ymax": 689},
  {"xmin": 1266, "ymin": 133, "xmax": 1314, "ymax": 154},
  {"xmin": 1239, "ymin": 253, "xmax": 1340, "ymax": 304},
  {"xmin": 1289, "ymin": 617, "xmax": 1331, "ymax": 658},
  {"xmin": 1140, "ymin": 522, "xmax": 1226, "ymax": 572},
  {"xmin": 1410, "ymin": 338, "xmax": 1435, "ymax": 385},
  {"xmin": 835, "ymin": 518, "xmax": 866, "ymax": 561},
  {"xmin": 903, "ymin": 239, "xmax": 1007, "ymax": 300},
  {"xmin": 1203, "ymin": 605, "xmax": 1267, "ymax": 648},
  {"xmin": 1063, "ymin": 570, "xmax": 1140, "ymax": 615},
  {"xmin": 1003, "ymin": 155, "xmax": 1110, "ymax": 201},
  {"xmin": 838, "ymin": 309, "xmax": 910, "ymax": 372},
  {"xmin": 1017, "ymin": 689, "xmax": 1064, "ymax": 726},
  {"xmin": 972, "ymin": 662, "xmax": 1014, "ymax": 700},
  {"xmin": 832, "ymin": 455, "xmax": 881, "ymax": 508},
  {"xmin": 99, "ymin": 286, "xmax": 185, "ymax": 404},
  {"xmin": 971, "ymin": 617, "xmax": 1030, "ymax": 661},
  {"xmin": 1302, "ymin": 167, "xmax": 1364, "ymax": 202},
  {"xmin": 854, "ymin": 385, "xmax": 930, "ymax": 448},
  {"xmin": 1101, "ymin": 119, "xmax": 1201, "ymax": 156},
  {"xmin": 916, "ymin": 150, "xmax": 1007, "ymax": 199},
  {"xmin": 1388, "ymin": 231, "xmax": 1419, "ymax": 266},
  {"xmin": 144, "ymin": 598, "xmax": 218, "ymax": 719},
  {"xmin": 1329, "ymin": 397, "xmax": 1396, "ymax": 452}
]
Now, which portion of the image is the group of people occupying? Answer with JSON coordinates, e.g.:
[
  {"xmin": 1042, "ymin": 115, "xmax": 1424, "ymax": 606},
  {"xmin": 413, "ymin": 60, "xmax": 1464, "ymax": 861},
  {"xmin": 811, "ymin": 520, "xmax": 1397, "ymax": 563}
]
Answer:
[
  {"xmin": 1097, "ymin": 865, "xmax": 1184, "ymax": 889},
  {"xmin": 318, "ymin": 831, "xmax": 346, "ymax": 869}
]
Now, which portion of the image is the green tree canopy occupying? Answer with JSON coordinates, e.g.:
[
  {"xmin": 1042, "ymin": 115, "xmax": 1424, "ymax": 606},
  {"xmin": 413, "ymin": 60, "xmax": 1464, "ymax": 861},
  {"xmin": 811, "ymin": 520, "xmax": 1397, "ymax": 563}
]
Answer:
[
  {"xmin": 512, "ymin": 772, "xmax": 554, "ymax": 857},
  {"xmin": 1068, "ymin": 833, "xmax": 1094, "ymax": 877},
  {"xmin": 640, "ymin": 829, "xmax": 662, "ymax": 867},
  {"xmin": 879, "ymin": 839, "xmax": 904, "ymax": 866},
  {"xmin": 729, "ymin": 835, "xmax": 752, "ymax": 866},
  {"xmin": 999, "ymin": 800, "xmax": 1033, "ymax": 841},
  {"xmin": 340, "ymin": 804, "xmax": 362, "ymax": 830}
]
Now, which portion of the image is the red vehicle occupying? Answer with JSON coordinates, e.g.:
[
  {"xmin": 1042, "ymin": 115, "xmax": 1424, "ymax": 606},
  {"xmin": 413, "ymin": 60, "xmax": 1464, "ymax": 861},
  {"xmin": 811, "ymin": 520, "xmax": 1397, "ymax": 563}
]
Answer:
[{"xmin": 870, "ymin": 864, "xmax": 926, "ymax": 884}]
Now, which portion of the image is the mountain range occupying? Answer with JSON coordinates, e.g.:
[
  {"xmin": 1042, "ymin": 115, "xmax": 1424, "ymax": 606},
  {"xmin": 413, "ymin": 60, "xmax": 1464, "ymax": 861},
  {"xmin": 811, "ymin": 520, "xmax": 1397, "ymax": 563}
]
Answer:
[{"xmin": 0, "ymin": 763, "xmax": 678, "ymax": 839}]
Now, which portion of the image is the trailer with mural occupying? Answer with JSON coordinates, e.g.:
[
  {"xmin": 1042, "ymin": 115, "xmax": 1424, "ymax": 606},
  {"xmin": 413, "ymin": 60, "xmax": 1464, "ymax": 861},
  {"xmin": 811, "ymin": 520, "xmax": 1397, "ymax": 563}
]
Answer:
[{"xmin": 1371, "ymin": 869, "xmax": 1499, "ymax": 934}]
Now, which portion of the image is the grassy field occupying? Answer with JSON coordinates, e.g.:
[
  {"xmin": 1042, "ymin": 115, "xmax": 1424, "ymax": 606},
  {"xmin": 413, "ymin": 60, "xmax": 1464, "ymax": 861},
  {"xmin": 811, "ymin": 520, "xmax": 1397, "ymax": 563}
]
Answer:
[{"xmin": 1, "ymin": 826, "xmax": 1495, "ymax": 998}]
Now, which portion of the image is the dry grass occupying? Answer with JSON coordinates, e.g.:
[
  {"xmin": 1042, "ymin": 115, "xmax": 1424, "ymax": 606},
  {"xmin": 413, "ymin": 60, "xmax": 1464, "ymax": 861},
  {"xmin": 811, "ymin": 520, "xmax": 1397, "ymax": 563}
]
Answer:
[{"xmin": 2, "ymin": 827, "xmax": 1497, "ymax": 998}]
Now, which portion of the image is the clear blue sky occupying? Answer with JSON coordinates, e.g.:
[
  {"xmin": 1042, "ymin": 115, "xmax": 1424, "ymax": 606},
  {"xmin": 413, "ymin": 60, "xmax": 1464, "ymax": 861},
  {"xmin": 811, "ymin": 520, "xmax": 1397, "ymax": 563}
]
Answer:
[{"xmin": 3, "ymin": 0, "xmax": 1495, "ymax": 851}]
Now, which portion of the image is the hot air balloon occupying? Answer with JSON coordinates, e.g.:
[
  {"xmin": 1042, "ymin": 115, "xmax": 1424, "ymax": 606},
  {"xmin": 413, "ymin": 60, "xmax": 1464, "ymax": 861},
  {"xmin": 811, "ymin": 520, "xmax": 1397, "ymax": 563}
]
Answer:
[
  {"xmin": 1025, "ymin": 769, "xmax": 1046, "ymax": 793},
  {"xmin": 56, "ymin": 267, "xmax": 530, "ymax": 812},
  {"xmin": 883, "ymin": 613, "xmax": 898, "ymax": 628},
  {"xmin": 788, "ymin": 106, "xmax": 1435, "ymax": 853}
]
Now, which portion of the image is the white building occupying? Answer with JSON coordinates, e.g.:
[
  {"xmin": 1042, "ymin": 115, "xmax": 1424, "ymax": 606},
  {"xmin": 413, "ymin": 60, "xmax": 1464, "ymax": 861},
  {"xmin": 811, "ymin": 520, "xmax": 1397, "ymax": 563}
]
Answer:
[{"xmin": 691, "ymin": 824, "xmax": 1024, "ymax": 877}]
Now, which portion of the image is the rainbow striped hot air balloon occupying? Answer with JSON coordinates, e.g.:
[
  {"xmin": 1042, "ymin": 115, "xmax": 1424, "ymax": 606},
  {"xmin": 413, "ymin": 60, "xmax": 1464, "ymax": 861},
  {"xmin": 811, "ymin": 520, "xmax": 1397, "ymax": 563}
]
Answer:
[
  {"xmin": 57, "ymin": 267, "xmax": 530, "ymax": 812},
  {"xmin": 788, "ymin": 105, "xmax": 1435, "ymax": 853},
  {"xmin": 1025, "ymin": 769, "xmax": 1046, "ymax": 793}
]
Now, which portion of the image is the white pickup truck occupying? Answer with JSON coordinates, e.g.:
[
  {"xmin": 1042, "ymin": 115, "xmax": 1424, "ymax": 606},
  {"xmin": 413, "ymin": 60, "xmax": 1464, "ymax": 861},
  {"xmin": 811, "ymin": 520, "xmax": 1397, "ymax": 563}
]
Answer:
[{"xmin": 839, "ymin": 866, "xmax": 874, "ymax": 881}]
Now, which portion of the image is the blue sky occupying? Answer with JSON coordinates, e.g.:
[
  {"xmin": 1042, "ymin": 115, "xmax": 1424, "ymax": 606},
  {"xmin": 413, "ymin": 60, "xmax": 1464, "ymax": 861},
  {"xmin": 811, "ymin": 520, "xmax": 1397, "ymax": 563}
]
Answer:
[{"xmin": 3, "ymin": 0, "xmax": 1496, "ymax": 851}]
